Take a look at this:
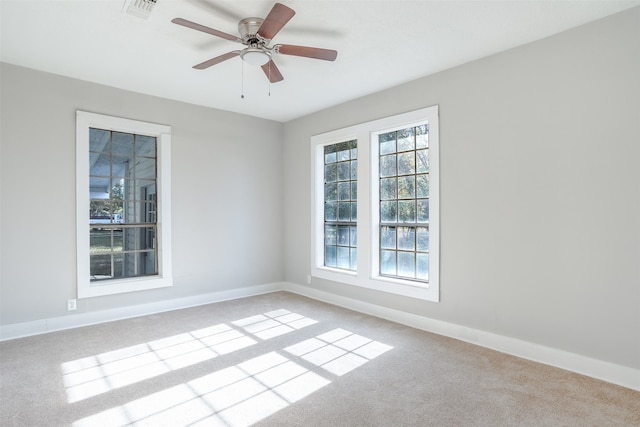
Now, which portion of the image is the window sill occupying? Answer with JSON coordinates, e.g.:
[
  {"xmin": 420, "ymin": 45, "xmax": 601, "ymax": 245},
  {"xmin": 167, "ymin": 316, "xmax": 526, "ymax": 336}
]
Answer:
[
  {"xmin": 78, "ymin": 275, "xmax": 173, "ymax": 299},
  {"xmin": 311, "ymin": 267, "xmax": 438, "ymax": 302}
]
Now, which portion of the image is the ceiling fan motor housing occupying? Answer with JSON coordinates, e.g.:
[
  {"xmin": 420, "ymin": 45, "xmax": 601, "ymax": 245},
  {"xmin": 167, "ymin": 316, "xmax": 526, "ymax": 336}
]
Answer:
[{"xmin": 238, "ymin": 17, "xmax": 266, "ymax": 44}]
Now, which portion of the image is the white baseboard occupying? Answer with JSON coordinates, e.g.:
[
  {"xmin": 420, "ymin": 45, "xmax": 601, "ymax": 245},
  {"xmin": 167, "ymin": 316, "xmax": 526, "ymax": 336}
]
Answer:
[
  {"xmin": 283, "ymin": 282, "xmax": 640, "ymax": 392},
  {"xmin": 0, "ymin": 282, "xmax": 284, "ymax": 342},
  {"xmin": 2, "ymin": 280, "xmax": 637, "ymax": 392}
]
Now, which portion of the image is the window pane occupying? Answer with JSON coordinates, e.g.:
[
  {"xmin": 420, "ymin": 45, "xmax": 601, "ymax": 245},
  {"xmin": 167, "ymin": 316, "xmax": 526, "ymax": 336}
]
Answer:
[
  {"xmin": 350, "ymin": 226, "xmax": 357, "ymax": 246},
  {"xmin": 325, "ymin": 151, "xmax": 336, "ymax": 164},
  {"xmin": 351, "ymin": 201, "xmax": 357, "ymax": 221},
  {"xmin": 338, "ymin": 182, "xmax": 350, "ymax": 201},
  {"xmin": 121, "ymin": 252, "xmax": 138, "ymax": 278},
  {"xmin": 337, "ymin": 162, "xmax": 350, "ymax": 181},
  {"xmin": 397, "ymin": 227, "xmax": 415, "ymax": 251},
  {"xmin": 416, "ymin": 227, "xmax": 429, "ymax": 251},
  {"xmin": 337, "ymin": 247, "xmax": 350, "ymax": 269},
  {"xmin": 337, "ymin": 148, "xmax": 350, "ymax": 162},
  {"xmin": 381, "ymin": 250, "xmax": 396, "ymax": 275},
  {"xmin": 416, "ymin": 124, "xmax": 428, "ymax": 149},
  {"xmin": 379, "ymin": 135, "xmax": 396, "ymax": 155},
  {"xmin": 416, "ymin": 149, "xmax": 429, "ymax": 173},
  {"xmin": 133, "ymin": 157, "xmax": 156, "ymax": 180},
  {"xmin": 114, "ymin": 253, "xmax": 125, "ymax": 278},
  {"xmin": 350, "ymin": 248, "xmax": 357, "ymax": 271},
  {"xmin": 142, "ymin": 250, "xmax": 157, "ymax": 276},
  {"xmin": 136, "ymin": 135, "xmax": 157, "ymax": 157},
  {"xmin": 122, "ymin": 228, "xmax": 136, "ymax": 251},
  {"xmin": 143, "ymin": 201, "xmax": 156, "ymax": 223},
  {"xmin": 398, "ymin": 252, "xmax": 415, "ymax": 278},
  {"xmin": 380, "ymin": 178, "xmax": 397, "ymax": 200},
  {"xmin": 112, "ymin": 132, "xmax": 134, "ymax": 157},
  {"xmin": 417, "ymin": 253, "xmax": 429, "ymax": 280},
  {"xmin": 379, "ymin": 155, "xmax": 396, "ymax": 177},
  {"xmin": 417, "ymin": 200, "xmax": 429, "ymax": 223},
  {"xmin": 350, "ymin": 160, "xmax": 357, "ymax": 180},
  {"xmin": 397, "ymin": 128, "xmax": 415, "ymax": 152},
  {"xmin": 338, "ymin": 202, "xmax": 350, "ymax": 221},
  {"xmin": 119, "ymin": 201, "xmax": 134, "ymax": 223},
  {"xmin": 416, "ymin": 174, "xmax": 429, "ymax": 198},
  {"xmin": 325, "ymin": 164, "xmax": 337, "ymax": 183},
  {"xmin": 325, "ymin": 225, "xmax": 337, "ymax": 245},
  {"xmin": 397, "ymin": 152, "xmax": 415, "ymax": 175},
  {"xmin": 135, "ymin": 179, "xmax": 156, "ymax": 199},
  {"xmin": 110, "ymin": 177, "xmax": 125, "ymax": 200},
  {"xmin": 380, "ymin": 201, "xmax": 397, "ymax": 222},
  {"xmin": 110, "ymin": 160, "xmax": 132, "ymax": 181},
  {"xmin": 398, "ymin": 176, "xmax": 415, "ymax": 199},
  {"xmin": 112, "ymin": 229, "xmax": 123, "ymax": 251},
  {"xmin": 324, "ymin": 202, "xmax": 337, "ymax": 221},
  {"xmin": 325, "ymin": 183, "xmax": 337, "ymax": 201},
  {"xmin": 90, "ymin": 254, "xmax": 112, "ymax": 279},
  {"xmin": 337, "ymin": 226, "xmax": 350, "ymax": 246},
  {"xmin": 118, "ymin": 251, "xmax": 156, "ymax": 278},
  {"xmin": 90, "ymin": 230, "xmax": 111, "ymax": 254},
  {"xmin": 90, "ymin": 128, "xmax": 111, "ymax": 153},
  {"xmin": 325, "ymin": 246, "xmax": 337, "ymax": 267},
  {"xmin": 398, "ymin": 200, "xmax": 416, "ymax": 222},
  {"xmin": 90, "ymin": 152, "xmax": 111, "ymax": 177},
  {"xmin": 90, "ymin": 199, "xmax": 112, "ymax": 220},
  {"xmin": 381, "ymin": 226, "xmax": 396, "ymax": 249}
]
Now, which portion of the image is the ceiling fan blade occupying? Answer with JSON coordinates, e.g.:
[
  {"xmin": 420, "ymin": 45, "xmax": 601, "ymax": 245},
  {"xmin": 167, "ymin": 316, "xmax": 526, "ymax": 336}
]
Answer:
[
  {"xmin": 275, "ymin": 44, "xmax": 338, "ymax": 61},
  {"xmin": 261, "ymin": 60, "xmax": 284, "ymax": 83},
  {"xmin": 172, "ymin": 18, "xmax": 240, "ymax": 43},
  {"xmin": 257, "ymin": 3, "xmax": 295, "ymax": 40},
  {"xmin": 193, "ymin": 51, "xmax": 240, "ymax": 69}
]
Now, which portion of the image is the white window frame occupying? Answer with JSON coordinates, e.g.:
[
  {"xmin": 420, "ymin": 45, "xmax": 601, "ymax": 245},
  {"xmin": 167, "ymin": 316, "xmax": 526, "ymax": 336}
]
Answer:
[
  {"xmin": 76, "ymin": 111, "xmax": 173, "ymax": 298},
  {"xmin": 311, "ymin": 106, "xmax": 440, "ymax": 302}
]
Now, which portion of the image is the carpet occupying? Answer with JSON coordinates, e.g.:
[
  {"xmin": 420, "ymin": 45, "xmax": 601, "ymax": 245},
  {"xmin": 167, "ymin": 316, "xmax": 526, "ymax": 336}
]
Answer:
[{"xmin": 1, "ymin": 291, "xmax": 638, "ymax": 426}]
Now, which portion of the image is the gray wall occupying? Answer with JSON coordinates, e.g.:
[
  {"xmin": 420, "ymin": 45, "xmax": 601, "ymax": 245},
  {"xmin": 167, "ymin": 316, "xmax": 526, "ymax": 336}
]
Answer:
[
  {"xmin": 283, "ymin": 8, "xmax": 640, "ymax": 369},
  {"xmin": 0, "ymin": 63, "xmax": 284, "ymax": 324},
  {"xmin": 1, "ymin": 7, "xmax": 638, "ymax": 371}
]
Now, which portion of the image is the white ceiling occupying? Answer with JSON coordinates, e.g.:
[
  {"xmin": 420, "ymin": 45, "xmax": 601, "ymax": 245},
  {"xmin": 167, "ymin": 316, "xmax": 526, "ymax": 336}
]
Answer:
[{"xmin": 2, "ymin": 0, "xmax": 639, "ymax": 122}]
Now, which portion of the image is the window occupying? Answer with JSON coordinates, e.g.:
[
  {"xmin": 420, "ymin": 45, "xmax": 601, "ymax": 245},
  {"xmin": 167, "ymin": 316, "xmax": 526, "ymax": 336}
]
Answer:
[
  {"xmin": 323, "ymin": 140, "xmax": 358, "ymax": 271},
  {"xmin": 76, "ymin": 111, "xmax": 172, "ymax": 298},
  {"xmin": 311, "ymin": 106, "xmax": 439, "ymax": 302},
  {"xmin": 377, "ymin": 126, "xmax": 430, "ymax": 281}
]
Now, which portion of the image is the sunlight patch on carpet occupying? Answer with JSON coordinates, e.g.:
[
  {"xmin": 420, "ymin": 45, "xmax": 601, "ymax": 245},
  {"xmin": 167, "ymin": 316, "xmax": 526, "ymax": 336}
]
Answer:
[
  {"xmin": 232, "ymin": 309, "xmax": 318, "ymax": 340},
  {"xmin": 68, "ymin": 311, "xmax": 392, "ymax": 426},
  {"xmin": 72, "ymin": 352, "xmax": 330, "ymax": 427},
  {"xmin": 61, "ymin": 309, "xmax": 317, "ymax": 403},
  {"xmin": 285, "ymin": 328, "xmax": 393, "ymax": 376}
]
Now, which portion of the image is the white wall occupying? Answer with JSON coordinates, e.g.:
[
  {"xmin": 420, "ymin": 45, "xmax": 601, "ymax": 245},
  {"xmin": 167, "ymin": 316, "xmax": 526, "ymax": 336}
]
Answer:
[
  {"xmin": 283, "ymin": 8, "xmax": 640, "ymax": 370},
  {"xmin": 0, "ymin": 63, "xmax": 284, "ymax": 325}
]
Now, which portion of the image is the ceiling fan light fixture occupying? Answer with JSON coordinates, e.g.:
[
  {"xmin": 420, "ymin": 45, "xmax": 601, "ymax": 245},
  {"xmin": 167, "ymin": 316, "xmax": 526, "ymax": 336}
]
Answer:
[{"xmin": 241, "ymin": 48, "xmax": 271, "ymax": 66}]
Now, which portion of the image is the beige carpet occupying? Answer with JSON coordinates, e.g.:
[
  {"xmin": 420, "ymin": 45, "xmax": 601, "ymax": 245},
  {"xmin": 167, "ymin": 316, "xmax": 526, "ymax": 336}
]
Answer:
[{"xmin": 1, "ymin": 291, "xmax": 638, "ymax": 426}]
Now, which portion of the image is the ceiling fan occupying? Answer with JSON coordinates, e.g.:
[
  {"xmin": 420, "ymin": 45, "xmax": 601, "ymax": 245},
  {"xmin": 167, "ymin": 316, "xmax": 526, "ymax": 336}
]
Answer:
[{"xmin": 172, "ymin": 2, "xmax": 338, "ymax": 83}]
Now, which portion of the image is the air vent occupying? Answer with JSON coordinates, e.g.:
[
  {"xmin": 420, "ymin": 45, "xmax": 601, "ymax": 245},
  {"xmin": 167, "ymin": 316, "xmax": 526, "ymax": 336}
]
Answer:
[{"xmin": 123, "ymin": 0, "xmax": 157, "ymax": 19}]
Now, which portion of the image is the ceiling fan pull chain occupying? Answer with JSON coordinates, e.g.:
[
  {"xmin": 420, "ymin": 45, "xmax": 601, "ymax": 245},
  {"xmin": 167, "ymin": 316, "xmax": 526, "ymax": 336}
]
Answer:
[
  {"xmin": 268, "ymin": 62, "xmax": 272, "ymax": 97},
  {"xmin": 241, "ymin": 59, "xmax": 245, "ymax": 99}
]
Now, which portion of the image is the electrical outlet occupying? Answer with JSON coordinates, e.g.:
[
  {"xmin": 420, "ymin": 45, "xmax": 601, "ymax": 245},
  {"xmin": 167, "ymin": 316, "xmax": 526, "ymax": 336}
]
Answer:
[
  {"xmin": 67, "ymin": 299, "xmax": 77, "ymax": 311},
  {"xmin": 306, "ymin": 275, "xmax": 312, "ymax": 284}
]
